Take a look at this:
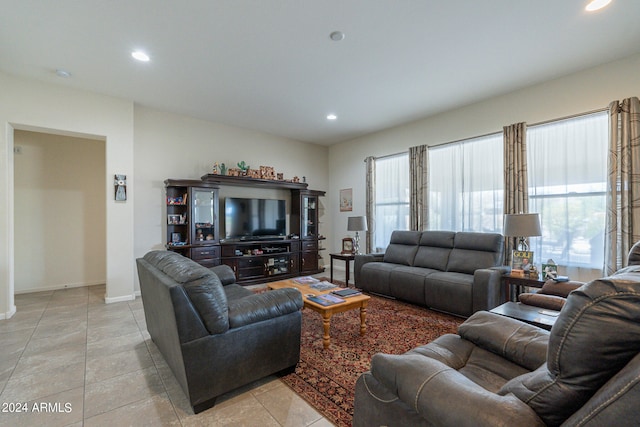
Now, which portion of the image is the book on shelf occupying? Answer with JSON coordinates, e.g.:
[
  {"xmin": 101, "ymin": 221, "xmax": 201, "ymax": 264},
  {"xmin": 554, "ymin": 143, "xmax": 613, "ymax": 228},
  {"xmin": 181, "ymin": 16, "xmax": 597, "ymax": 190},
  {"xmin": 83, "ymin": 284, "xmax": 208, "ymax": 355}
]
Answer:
[
  {"xmin": 331, "ymin": 288, "xmax": 362, "ymax": 297},
  {"xmin": 293, "ymin": 276, "xmax": 320, "ymax": 285},
  {"xmin": 306, "ymin": 294, "xmax": 345, "ymax": 306}
]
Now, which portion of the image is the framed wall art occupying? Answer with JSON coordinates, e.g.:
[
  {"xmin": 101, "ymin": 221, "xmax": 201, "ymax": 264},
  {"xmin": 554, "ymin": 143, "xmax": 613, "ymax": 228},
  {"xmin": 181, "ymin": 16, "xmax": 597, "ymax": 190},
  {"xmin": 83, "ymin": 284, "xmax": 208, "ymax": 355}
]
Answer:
[{"xmin": 340, "ymin": 188, "xmax": 352, "ymax": 212}]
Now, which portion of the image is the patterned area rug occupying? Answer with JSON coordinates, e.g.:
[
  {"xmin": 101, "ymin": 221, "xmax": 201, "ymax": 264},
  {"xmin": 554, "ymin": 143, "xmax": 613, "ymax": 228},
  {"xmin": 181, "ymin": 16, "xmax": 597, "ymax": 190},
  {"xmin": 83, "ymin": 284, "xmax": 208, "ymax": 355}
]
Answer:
[{"xmin": 281, "ymin": 292, "xmax": 463, "ymax": 427}]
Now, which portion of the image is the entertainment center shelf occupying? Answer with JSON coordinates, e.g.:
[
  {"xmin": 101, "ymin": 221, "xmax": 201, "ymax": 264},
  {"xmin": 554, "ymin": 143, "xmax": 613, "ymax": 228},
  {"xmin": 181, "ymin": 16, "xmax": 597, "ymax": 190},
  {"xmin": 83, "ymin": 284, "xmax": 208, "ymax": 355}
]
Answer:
[
  {"xmin": 220, "ymin": 239, "xmax": 300, "ymax": 285},
  {"xmin": 165, "ymin": 174, "xmax": 325, "ymax": 285}
]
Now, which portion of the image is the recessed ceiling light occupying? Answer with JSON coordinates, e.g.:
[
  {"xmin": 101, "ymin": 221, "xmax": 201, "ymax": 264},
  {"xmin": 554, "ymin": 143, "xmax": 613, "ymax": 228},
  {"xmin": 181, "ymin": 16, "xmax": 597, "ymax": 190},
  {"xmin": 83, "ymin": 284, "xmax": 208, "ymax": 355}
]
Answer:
[
  {"xmin": 329, "ymin": 31, "xmax": 345, "ymax": 42},
  {"xmin": 585, "ymin": 0, "xmax": 612, "ymax": 12},
  {"xmin": 131, "ymin": 50, "xmax": 150, "ymax": 62},
  {"xmin": 55, "ymin": 69, "xmax": 71, "ymax": 78},
  {"xmin": 327, "ymin": 114, "xmax": 337, "ymax": 120}
]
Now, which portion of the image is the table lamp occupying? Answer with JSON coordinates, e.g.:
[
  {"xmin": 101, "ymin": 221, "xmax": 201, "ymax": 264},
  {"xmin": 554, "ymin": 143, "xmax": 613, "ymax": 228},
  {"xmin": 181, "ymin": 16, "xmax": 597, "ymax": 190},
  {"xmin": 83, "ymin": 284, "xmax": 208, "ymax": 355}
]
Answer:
[
  {"xmin": 503, "ymin": 213, "xmax": 541, "ymax": 251},
  {"xmin": 347, "ymin": 216, "xmax": 367, "ymax": 255}
]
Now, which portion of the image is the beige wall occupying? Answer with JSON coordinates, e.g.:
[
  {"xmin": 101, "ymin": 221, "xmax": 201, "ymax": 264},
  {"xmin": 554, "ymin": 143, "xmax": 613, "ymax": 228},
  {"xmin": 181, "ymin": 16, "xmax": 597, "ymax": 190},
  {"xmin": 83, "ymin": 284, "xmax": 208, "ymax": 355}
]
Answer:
[
  {"xmin": 328, "ymin": 53, "xmax": 640, "ymax": 276},
  {"xmin": 13, "ymin": 131, "xmax": 106, "ymax": 293},
  {"xmin": 0, "ymin": 72, "xmax": 134, "ymax": 318},
  {"xmin": 133, "ymin": 106, "xmax": 330, "ymax": 290}
]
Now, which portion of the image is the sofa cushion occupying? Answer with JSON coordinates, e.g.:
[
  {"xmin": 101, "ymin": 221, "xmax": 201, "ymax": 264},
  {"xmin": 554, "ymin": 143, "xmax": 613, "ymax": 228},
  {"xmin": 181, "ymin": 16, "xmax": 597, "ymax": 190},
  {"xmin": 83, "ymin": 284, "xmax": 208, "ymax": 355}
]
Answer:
[
  {"xmin": 499, "ymin": 277, "xmax": 640, "ymax": 426},
  {"xmin": 447, "ymin": 232, "xmax": 503, "ymax": 274},
  {"xmin": 383, "ymin": 231, "xmax": 421, "ymax": 266},
  {"xmin": 423, "ymin": 271, "xmax": 474, "ymax": 316},
  {"xmin": 413, "ymin": 231, "xmax": 455, "ymax": 270},
  {"xmin": 388, "ymin": 266, "xmax": 438, "ymax": 305},
  {"xmin": 183, "ymin": 274, "xmax": 229, "ymax": 334}
]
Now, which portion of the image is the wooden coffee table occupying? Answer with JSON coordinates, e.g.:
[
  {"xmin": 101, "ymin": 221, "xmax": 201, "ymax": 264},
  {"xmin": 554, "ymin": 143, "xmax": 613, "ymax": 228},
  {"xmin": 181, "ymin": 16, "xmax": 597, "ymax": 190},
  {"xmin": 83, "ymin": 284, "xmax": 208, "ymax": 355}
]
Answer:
[{"xmin": 268, "ymin": 278, "xmax": 370, "ymax": 349}]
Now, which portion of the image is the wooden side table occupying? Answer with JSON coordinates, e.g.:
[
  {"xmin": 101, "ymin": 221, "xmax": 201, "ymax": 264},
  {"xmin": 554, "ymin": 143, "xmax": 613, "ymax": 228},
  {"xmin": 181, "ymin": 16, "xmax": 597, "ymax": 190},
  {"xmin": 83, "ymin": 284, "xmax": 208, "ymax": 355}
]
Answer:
[
  {"xmin": 330, "ymin": 253, "xmax": 356, "ymax": 286},
  {"xmin": 503, "ymin": 273, "xmax": 546, "ymax": 302},
  {"xmin": 490, "ymin": 302, "xmax": 558, "ymax": 330}
]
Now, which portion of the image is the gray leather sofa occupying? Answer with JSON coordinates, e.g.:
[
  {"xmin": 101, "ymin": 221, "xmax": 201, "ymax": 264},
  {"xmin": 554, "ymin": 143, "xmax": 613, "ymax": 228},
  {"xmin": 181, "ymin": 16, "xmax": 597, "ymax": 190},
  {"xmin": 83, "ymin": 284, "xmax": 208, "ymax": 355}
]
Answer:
[
  {"xmin": 354, "ymin": 230, "xmax": 505, "ymax": 317},
  {"xmin": 136, "ymin": 250, "xmax": 303, "ymax": 413},
  {"xmin": 353, "ymin": 261, "xmax": 640, "ymax": 426}
]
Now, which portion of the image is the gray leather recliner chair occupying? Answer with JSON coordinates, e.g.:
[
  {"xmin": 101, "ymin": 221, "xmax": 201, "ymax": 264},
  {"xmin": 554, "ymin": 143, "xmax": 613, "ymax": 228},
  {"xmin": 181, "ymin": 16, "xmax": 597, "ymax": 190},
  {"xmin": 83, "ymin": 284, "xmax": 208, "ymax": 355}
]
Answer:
[
  {"xmin": 137, "ymin": 250, "xmax": 303, "ymax": 413},
  {"xmin": 354, "ymin": 244, "xmax": 640, "ymax": 426}
]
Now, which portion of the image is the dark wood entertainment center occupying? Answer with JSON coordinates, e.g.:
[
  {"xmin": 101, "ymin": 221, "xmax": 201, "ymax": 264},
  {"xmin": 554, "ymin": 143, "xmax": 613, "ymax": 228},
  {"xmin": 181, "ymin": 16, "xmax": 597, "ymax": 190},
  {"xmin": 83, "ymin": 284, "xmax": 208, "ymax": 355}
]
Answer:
[{"xmin": 165, "ymin": 174, "xmax": 325, "ymax": 285}]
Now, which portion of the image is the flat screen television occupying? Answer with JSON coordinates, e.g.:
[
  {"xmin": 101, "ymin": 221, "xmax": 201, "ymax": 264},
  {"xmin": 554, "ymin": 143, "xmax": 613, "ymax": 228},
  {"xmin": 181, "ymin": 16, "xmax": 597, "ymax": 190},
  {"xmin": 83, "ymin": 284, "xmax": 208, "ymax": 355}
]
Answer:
[{"xmin": 225, "ymin": 197, "xmax": 286, "ymax": 240}]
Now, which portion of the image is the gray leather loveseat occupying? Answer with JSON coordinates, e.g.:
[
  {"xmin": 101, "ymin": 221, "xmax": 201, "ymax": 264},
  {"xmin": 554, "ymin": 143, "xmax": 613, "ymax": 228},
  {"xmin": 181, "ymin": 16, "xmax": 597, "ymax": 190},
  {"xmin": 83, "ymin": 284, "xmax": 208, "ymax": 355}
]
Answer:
[
  {"xmin": 353, "ymin": 262, "xmax": 640, "ymax": 426},
  {"xmin": 354, "ymin": 230, "xmax": 504, "ymax": 317},
  {"xmin": 136, "ymin": 250, "xmax": 303, "ymax": 413}
]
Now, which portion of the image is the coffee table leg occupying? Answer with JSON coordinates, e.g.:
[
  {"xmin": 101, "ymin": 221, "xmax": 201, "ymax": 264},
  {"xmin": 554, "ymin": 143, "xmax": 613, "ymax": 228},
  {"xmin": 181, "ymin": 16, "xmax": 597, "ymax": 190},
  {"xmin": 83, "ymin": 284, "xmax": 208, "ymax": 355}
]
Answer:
[
  {"xmin": 322, "ymin": 313, "xmax": 331, "ymax": 349},
  {"xmin": 359, "ymin": 302, "xmax": 368, "ymax": 336}
]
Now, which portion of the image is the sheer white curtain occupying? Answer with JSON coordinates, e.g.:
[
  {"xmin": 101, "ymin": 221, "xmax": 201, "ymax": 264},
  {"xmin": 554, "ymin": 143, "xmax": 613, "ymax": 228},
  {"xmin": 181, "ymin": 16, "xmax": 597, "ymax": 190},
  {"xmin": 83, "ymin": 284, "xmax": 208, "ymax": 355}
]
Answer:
[
  {"xmin": 428, "ymin": 133, "xmax": 503, "ymax": 232},
  {"xmin": 527, "ymin": 111, "xmax": 608, "ymax": 280},
  {"xmin": 374, "ymin": 153, "xmax": 409, "ymax": 251}
]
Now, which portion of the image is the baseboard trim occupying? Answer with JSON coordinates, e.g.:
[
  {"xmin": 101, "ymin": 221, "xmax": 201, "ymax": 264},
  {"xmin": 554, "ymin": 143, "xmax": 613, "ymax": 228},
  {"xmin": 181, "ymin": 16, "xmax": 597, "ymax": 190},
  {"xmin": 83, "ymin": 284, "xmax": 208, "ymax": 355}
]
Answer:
[
  {"xmin": 105, "ymin": 294, "xmax": 136, "ymax": 304},
  {"xmin": 0, "ymin": 305, "xmax": 17, "ymax": 320},
  {"xmin": 14, "ymin": 281, "xmax": 105, "ymax": 295}
]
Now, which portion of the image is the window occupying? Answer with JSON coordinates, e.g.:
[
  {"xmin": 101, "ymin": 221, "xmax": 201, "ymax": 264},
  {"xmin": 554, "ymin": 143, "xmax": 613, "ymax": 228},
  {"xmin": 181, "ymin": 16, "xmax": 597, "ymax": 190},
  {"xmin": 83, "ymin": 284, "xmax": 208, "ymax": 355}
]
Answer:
[
  {"xmin": 428, "ymin": 133, "xmax": 503, "ymax": 232},
  {"xmin": 374, "ymin": 153, "xmax": 409, "ymax": 251},
  {"xmin": 527, "ymin": 111, "xmax": 608, "ymax": 270}
]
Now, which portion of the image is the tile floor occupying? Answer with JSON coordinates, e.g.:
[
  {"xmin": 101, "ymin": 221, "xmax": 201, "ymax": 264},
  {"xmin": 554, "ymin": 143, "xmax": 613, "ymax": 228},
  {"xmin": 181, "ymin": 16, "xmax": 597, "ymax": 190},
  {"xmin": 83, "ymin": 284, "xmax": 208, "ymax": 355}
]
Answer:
[{"xmin": 0, "ymin": 284, "xmax": 335, "ymax": 426}]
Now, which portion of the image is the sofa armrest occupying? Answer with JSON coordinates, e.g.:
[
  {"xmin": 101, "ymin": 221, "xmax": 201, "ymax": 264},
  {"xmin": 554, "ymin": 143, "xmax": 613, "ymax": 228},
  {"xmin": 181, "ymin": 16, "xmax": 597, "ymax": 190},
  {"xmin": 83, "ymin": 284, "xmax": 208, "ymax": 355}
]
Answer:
[
  {"xmin": 369, "ymin": 353, "xmax": 546, "ymax": 427},
  {"xmin": 355, "ymin": 253, "xmax": 385, "ymax": 285},
  {"xmin": 472, "ymin": 268, "xmax": 506, "ymax": 312},
  {"xmin": 227, "ymin": 288, "xmax": 303, "ymax": 328},
  {"xmin": 210, "ymin": 264, "xmax": 236, "ymax": 286},
  {"xmin": 458, "ymin": 311, "xmax": 549, "ymax": 370}
]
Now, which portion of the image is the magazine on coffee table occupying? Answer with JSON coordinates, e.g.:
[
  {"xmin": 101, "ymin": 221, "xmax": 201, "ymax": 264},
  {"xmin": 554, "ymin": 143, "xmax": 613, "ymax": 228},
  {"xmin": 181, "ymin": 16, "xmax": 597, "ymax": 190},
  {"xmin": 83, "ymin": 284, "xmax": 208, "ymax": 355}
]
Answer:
[
  {"xmin": 306, "ymin": 293, "xmax": 345, "ymax": 306},
  {"xmin": 331, "ymin": 288, "xmax": 362, "ymax": 297},
  {"xmin": 293, "ymin": 276, "xmax": 319, "ymax": 285},
  {"xmin": 309, "ymin": 281, "xmax": 338, "ymax": 291}
]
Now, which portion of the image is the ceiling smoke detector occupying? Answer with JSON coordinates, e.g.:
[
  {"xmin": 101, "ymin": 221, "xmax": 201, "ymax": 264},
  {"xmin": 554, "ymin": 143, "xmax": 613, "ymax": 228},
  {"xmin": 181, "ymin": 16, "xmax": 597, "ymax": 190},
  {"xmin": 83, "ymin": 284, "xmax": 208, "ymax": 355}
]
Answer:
[{"xmin": 329, "ymin": 31, "xmax": 345, "ymax": 41}]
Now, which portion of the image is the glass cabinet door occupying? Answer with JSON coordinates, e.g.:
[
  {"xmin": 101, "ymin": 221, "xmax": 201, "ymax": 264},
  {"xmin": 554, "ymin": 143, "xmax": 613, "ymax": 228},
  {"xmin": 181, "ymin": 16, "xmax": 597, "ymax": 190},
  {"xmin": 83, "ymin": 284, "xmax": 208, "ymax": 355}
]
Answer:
[
  {"xmin": 191, "ymin": 187, "xmax": 218, "ymax": 244},
  {"xmin": 301, "ymin": 195, "xmax": 317, "ymax": 238}
]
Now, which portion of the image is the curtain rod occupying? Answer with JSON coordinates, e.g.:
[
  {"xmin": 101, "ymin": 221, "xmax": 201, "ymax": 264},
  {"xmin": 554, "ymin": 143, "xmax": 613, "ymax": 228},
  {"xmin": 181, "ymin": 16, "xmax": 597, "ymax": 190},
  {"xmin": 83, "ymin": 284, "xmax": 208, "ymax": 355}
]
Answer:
[
  {"xmin": 363, "ymin": 107, "xmax": 609, "ymax": 160},
  {"xmin": 528, "ymin": 107, "xmax": 607, "ymax": 128},
  {"xmin": 363, "ymin": 151, "xmax": 407, "ymax": 162}
]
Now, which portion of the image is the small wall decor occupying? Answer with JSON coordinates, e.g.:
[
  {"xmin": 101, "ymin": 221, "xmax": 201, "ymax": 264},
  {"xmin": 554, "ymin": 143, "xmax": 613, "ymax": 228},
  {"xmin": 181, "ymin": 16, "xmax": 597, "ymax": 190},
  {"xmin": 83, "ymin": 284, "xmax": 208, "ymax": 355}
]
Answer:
[
  {"xmin": 114, "ymin": 174, "xmax": 127, "ymax": 201},
  {"xmin": 340, "ymin": 188, "xmax": 352, "ymax": 212}
]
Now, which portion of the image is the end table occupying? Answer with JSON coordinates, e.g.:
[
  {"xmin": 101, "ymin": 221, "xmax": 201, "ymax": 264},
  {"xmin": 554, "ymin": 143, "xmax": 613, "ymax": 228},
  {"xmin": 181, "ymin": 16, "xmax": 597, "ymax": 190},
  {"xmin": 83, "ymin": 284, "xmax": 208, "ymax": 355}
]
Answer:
[
  {"xmin": 330, "ymin": 253, "xmax": 356, "ymax": 286},
  {"xmin": 503, "ymin": 273, "xmax": 546, "ymax": 302}
]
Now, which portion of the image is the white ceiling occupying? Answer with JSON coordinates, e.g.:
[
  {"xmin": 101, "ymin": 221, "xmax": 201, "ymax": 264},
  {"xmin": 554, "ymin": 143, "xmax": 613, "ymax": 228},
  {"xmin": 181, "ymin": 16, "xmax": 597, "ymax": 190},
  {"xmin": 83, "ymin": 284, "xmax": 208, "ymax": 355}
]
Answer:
[{"xmin": 2, "ymin": 0, "xmax": 640, "ymax": 145}]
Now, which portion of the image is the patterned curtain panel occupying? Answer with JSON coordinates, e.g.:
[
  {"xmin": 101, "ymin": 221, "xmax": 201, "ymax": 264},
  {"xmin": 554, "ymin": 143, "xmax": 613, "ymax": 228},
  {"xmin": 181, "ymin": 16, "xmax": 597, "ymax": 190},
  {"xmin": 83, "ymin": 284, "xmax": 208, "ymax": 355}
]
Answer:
[
  {"xmin": 503, "ymin": 122, "xmax": 528, "ymax": 264},
  {"xmin": 365, "ymin": 156, "xmax": 376, "ymax": 254},
  {"xmin": 409, "ymin": 145, "xmax": 428, "ymax": 231},
  {"xmin": 605, "ymin": 97, "xmax": 640, "ymax": 275}
]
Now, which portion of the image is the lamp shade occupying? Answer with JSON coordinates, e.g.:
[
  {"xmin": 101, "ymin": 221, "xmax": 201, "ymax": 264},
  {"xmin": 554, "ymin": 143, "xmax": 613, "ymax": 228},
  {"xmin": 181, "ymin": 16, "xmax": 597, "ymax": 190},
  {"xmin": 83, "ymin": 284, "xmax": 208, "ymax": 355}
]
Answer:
[
  {"xmin": 503, "ymin": 213, "xmax": 541, "ymax": 237},
  {"xmin": 347, "ymin": 216, "xmax": 367, "ymax": 232}
]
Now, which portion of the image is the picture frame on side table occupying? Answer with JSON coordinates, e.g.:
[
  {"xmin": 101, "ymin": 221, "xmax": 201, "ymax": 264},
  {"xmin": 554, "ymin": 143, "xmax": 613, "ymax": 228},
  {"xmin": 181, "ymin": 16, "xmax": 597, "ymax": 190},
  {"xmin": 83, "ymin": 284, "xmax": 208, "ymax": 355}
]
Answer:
[
  {"xmin": 512, "ymin": 250, "xmax": 534, "ymax": 272},
  {"xmin": 341, "ymin": 237, "xmax": 354, "ymax": 255}
]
